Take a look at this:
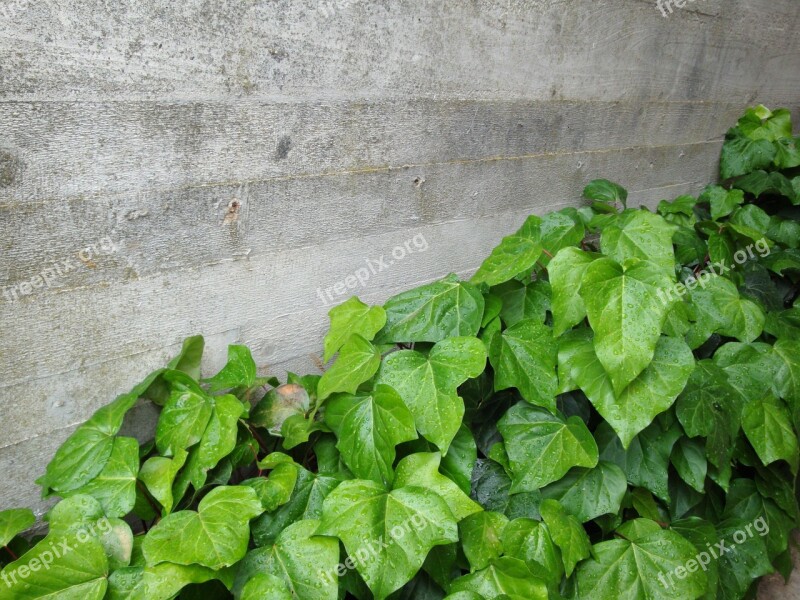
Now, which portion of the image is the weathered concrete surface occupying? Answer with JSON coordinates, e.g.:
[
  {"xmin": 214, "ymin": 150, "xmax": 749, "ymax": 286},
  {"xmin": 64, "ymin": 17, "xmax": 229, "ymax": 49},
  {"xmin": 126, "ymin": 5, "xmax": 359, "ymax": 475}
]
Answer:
[{"xmin": 0, "ymin": 1, "xmax": 799, "ymax": 594}]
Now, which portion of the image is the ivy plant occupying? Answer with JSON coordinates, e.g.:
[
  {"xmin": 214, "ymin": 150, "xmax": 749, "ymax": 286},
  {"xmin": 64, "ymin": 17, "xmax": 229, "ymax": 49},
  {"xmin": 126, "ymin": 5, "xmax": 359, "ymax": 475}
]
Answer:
[{"xmin": 1, "ymin": 105, "xmax": 799, "ymax": 600}]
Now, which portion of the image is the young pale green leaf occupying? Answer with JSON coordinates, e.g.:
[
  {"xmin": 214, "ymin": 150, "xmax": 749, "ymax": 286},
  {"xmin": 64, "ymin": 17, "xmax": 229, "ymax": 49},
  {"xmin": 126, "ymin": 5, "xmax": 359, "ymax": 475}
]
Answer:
[
  {"xmin": 580, "ymin": 257, "xmax": 673, "ymax": 395},
  {"xmin": 687, "ymin": 275, "xmax": 764, "ymax": 348},
  {"xmin": 493, "ymin": 280, "xmax": 551, "ymax": 327},
  {"xmin": 583, "ymin": 179, "xmax": 628, "ymax": 208},
  {"xmin": 549, "ymin": 247, "xmax": 598, "ymax": 336},
  {"xmin": 394, "ymin": 453, "xmax": 481, "ymax": 520},
  {"xmin": 471, "ymin": 216, "xmax": 543, "ymax": 286},
  {"xmin": 315, "ymin": 479, "xmax": 459, "ymax": 600},
  {"xmin": 0, "ymin": 532, "xmax": 109, "ymax": 600},
  {"xmin": 699, "ymin": 185, "xmax": 745, "ymax": 221},
  {"xmin": 142, "ymin": 485, "xmax": 263, "ymax": 569},
  {"xmin": 317, "ymin": 334, "xmax": 381, "ymax": 401},
  {"xmin": 233, "ymin": 519, "xmax": 339, "ymax": 600},
  {"xmin": 459, "ymin": 511, "xmax": 508, "ymax": 571},
  {"xmin": 539, "ymin": 499, "xmax": 591, "ymax": 577},
  {"xmin": 539, "ymin": 462, "xmax": 627, "ymax": 523},
  {"xmin": 671, "ymin": 437, "xmax": 708, "ymax": 494},
  {"xmin": 377, "ymin": 336, "xmax": 486, "ymax": 452},
  {"xmin": 489, "ymin": 318, "xmax": 557, "ymax": 412},
  {"xmin": 155, "ymin": 387, "xmax": 214, "ymax": 457},
  {"xmin": 600, "ymin": 209, "xmax": 678, "ymax": 276},
  {"xmin": 742, "ymin": 396, "xmax": 799, "ymax": 473},
  {"xmin": 324, "ymin": 385, "xmax": 417, "ymax": 486},
  {"xmin": 143, "ymin": 335, "xmax": 205, "ymax": 405},
  {"xmin": 173, "ymin": 394, "xmax": 245, "ymax": 497},
  {"xmin": 377, "ymin": 274, "xmax": 484, "ymax": 343},
  {"xmin": 323, "ymin": 297, "xmax": 387, "ymax": 362},
  {"xmin": 449, "ymin": 557, "xmax": 548, "ymax": 600},
  {"xmin": 502, "ymin": 518, "xmax": 563, "ymax": 588},
  {"xmin": 204, "ymin": 344, "xmax": 257, "ymax": 392},
  {"xmin": 573, "ymin": 520, "xmax": 707, "ymax": 600},
  {"xmin": 497, "ymin": 402, "xmax": 598, "ymax": 493},
  {"xmin": 242, "ymin": 462, "xmax": 299, "ymax": 512},
  {"xmin": 0, "ymin": 508, "xmax": 34, "ymax": 548},
  {"xmin": 558, "ymin": 330, "xmax": 694, "ymax": 447},
  {"xmin": 61, "ymin": 436, "xmax": 140, "ymax": 518},
  {"xmin": 139, "ymin": 448, "xmax": 188, "ymax": 515}
]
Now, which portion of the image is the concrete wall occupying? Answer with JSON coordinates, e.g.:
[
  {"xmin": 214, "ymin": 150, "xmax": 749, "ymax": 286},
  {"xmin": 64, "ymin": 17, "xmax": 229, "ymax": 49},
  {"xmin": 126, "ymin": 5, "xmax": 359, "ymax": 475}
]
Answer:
[{"xmin": 0, "ymin": 0, "xmax": 798, "ymax": 535}]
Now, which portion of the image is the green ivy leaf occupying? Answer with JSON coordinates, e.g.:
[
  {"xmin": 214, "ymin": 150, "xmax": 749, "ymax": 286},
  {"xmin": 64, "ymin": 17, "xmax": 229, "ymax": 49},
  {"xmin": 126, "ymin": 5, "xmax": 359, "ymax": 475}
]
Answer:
[
  {"xmin": 251, "ymin": 383, "xmax": 311, "ymax": 436},
  {"xmin": 600, "ymin": 210, "xmax": 678, "ymax": 276},
  {"xmin": 549, "ymin": 247, "xmax": 599, "ymax": 336},
  {"xmin": 459, "ymin": 511, "xmax": 508, "ymax": 571},
  {"xmin": 449, "ymin": 557, "xmax": 548, "ymax": 600},
  {"xmin": 573, "ymin": 519, "xmax": 707, "ymax": 600},
  {"xmin": 498, "ymin": 402, "xmax": 598, "ymax": 493},
  {"xmin": 583, "ymin": 179, "xmax": 628, "ymax": 208},
  {"xmin": 139, "ymin": 449, "xmax": 188, "ymax": 516},
  {"xmin": 539, "ymin": 462, "xmax": 627, "ymax": 522},
  {"xmin": 155, "ymin": 386, "xmax": 214, "ymax": 457},
  {"xmin": 471, "ymin": 216, "xmax": 543, "ymax": 286},
  {"xmin": 317, "ymin": 334, "xmax": 382, "ymax": 401},
  {"xmin": 687, "ymin": 275, "xmax": 764, "ymax": 348},
  {"xmin": 493, "ymin": 280, "xmax": 551, "ymax": 327},
  {"xmin": 502, "ymin": 517, "xmax": 563, "ymax": 588},
  {"xmin": 558, "ymin": 330, "xmax": 694, "ymax": 447},
  {"xmin": 62, "ymin": 437, "xmax": 140, "ymax": 518},
  {"xmin": 394, "ymin": 453, "xmax": 482, "ymax": 521},
  {"xmin": 378, "ymin": 337, "xmax": 486, "ymax": 452},
  {"xmin": 0, "ymin": 508, "xmax": 34, "ymax": 549},
  {"xmin": 240, "ymin": 573, "xmax": 293, "ymax": 600},
  {"xmin": 580, "ymin": 257, "xmax": 673, "ymax": 394},
  {"xmin": 699, "ymin": 185, "xmax": 745, "ymax": 221},
  {"xmin": 539, "ymin": 211, "xmax": 585, "ymax": 263},
  {"xmin": 139, "ymin": 563, "xmax": 233, "ymax": 600},
  {"xmin": 243, "ymin": 460, "xmax": 299, "ymax": 513},
  {"xmin": 233, "ymin": 519, "xmax": 338, "ymax": 600},
  {"xmin": 142, "ymin": 485, "xmax": 263, "ymax": 569},
  {"xmin": 742, "ymin": 396, "xmax": 799, "ymax": 473},
  {"xmin": 671, "ymin": 437, "xmax": 707, "ymax": 494},
  {"xmin": 324, "ymin": 385, "xmax": 417, "ymax": 486},
  {"xmin": 323, "ymin": 297, "xmax": 387, "ymax": 362},
  {"xmin": 377, "ymin": 274, "xmax": 484, "ymax": 343},
  {"xmin": 316, "ymin": 479, "xmax": 459, "ymax": 600},
  {"xmin": 720, "ymin": 132, "xmax": 776, "ymax": 179},
  {"xmin": 489, "ymin": 319, "xmax": 557, "ymax": 412},
  {"xmin": 204, "ymin": 344, "xmax": 257, "ymax": 392},
  {"xmin": 440, "ymin": 425, "xmax": 478, "ymax": 495},
  {"xmin": 0, "ymin": 532, "xmax": 109, "ymax": 600},
  {"xmin": 539, "ymin": 499, "xmax": 591, "ymax": 577}
]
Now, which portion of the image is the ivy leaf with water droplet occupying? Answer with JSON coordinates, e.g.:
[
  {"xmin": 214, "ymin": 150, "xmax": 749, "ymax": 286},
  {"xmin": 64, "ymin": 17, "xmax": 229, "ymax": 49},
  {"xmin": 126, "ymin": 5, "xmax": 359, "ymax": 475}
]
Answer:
[
  {"xmin": 580, "ymin": 257, "xmax": 673, "ymax": 395},
  {"xmin": 539, "ymin": 461, "xmax": 627, "ymax": 523},
  {"xmin": 317, "ymin": 334, "xmax": 382, "ymax": 401},
  {"xmin": 377, "ymin": 274, "xmax": 484, "ymax": 343},
  {"xmin": 315, "ymin": 479, "xmax": 459, "ymax": 600},
  {"xmin": 549, "ymin": 247, "xmax": 600, "ymax": 336},
  {"xmin": 323, "ymin": 296, "xmax": 387, "ymax": 362},
  {"xmin": 449, "ymin": 557, "xmax": 548, "ymax": 600},
  {"xmin": 459, "ymin": 510, "xmax": 508, "ymax": 571},
  {"xmin": 539, "ymin": 499, "xmax": 591, "ymax": 577},
  {"xmin": 489, "ymin": 318, "xmax": 558, "ymax": 412},
  {"xmin": 600, "ymin": 209, "xmax": 678, "ymax": 277},
  {"xmin": 378, "ymin": 336, "xmax": 486, "ymax": 452},
  {"xmin": 498, "ymin": 402, "xmax": 598, "ymax": 493},
  {"xmin": 471, "ymin": 216, "xmax": 543, "ymax": 286}
]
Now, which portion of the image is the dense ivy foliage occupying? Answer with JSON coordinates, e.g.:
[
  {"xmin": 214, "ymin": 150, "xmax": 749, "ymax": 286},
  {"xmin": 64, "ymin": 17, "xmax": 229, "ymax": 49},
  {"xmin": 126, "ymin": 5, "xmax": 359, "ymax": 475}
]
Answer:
[{"xmin": 1, "ymin": 105, "xmax": 799, "ymax": 600}]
